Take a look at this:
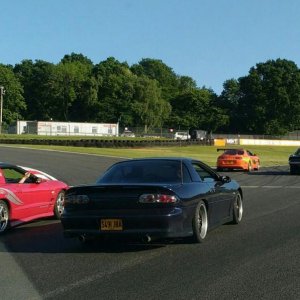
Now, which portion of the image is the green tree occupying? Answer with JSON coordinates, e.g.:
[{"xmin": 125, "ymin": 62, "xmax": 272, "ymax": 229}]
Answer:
[
  {"xmin": 237, "ymin": 59, "xmax": 300, "ymax": 134},
  {"xmin": 177, "ymin": 76, "xmax": 197, "ymax": 92},
  {"xmin": 60, "ymin": 52, "xmax": 93, "ymax": 66},
  {"xmin": 15, "ymin": 56, "xmax": 98, "ymax": 122},
  {"xmin": 93, "ymin": 57, "xmax": 135, "ymax": 125},
  {"xmin": 131, "ymin": 76, "xmax": 171, "ymax": 132},
  {"xmin": 217, "ymin": 79, "xmax": 241, "ymax": 132},
  {"xmin": 48, "ymin": 60, "xmax": 97, "ymax": 121},
  {"xmin": 14, "ymin": 60, "xmax": 56, "ymax": 120},
  {"xmin": 131, "ymin": 58, "xmax": 179, "ymax": 101},
  {"xmin": 0, "ymin": 64, "xmax": 26, "ymax": 128},
  {"xmin": 59, "ymin": 53, "xmax": 98, "ymax": 121},
  {"xmin": 68, "ymin": 76, "xmax": 99, "ymax": 122},
  {"xmin": 168, "ymin": 88, "xmax": 228, "ymax": 132}
]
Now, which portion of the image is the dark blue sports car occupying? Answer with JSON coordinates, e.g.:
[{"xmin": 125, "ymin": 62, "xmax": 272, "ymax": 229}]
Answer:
[
  {"xmin": 61, "ymin": 158, "xmax": 243, "ymax": 243},
  {"xmin": 289, "ymin": 148, "xmax": 300, "ymax": 174}
]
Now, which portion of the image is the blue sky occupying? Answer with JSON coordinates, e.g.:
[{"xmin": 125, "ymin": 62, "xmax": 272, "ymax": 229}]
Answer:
[{"xmin": 1, "ymin": 0, "xmax": 300, "ymax": 94}]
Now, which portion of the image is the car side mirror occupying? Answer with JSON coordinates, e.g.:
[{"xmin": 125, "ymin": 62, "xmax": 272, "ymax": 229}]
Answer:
[
  {"xmin": 221, "ymin": 175, "xmax": 231, "ymax": 183},
  {"xmin": 35, "ymin": 177, "xmax": 46, "ymax": 184}
]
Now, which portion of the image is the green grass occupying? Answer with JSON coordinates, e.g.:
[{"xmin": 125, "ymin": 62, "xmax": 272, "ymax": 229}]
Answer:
[{"xmin": 2, "ymin": 143, "xmax": 295, "ymax": 167}]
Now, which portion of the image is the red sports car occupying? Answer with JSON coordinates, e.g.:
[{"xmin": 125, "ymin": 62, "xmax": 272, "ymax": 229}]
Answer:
[
  {"xmin": 0, "ymin": 163, "xmax": 68, "ymax": 233},
  {"xmin": 217, "ymin": 148, "xmax": 260, "ymax": 171}
]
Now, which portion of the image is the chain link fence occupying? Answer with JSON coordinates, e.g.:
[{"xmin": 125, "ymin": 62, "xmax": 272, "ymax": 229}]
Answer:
[{"xmin": 5, "ymin": 122, "xmax": 300, "ymax": 140}]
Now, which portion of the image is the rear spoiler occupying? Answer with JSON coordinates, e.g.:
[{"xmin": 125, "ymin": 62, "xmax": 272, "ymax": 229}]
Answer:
[{"xmin": 217, "ymin": 148, "xmax": 235, "ymax": 152}]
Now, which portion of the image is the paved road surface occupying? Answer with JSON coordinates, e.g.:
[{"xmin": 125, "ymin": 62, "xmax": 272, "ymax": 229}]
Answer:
[{"xmin": 0, "ymin": 146, "xmax": 299, "ymax": 299}]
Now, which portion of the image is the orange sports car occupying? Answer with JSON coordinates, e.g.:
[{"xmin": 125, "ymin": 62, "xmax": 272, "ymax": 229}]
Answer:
[{"xmin": 216, "ymin": 148, "xmax": 260, "ymax": 172}]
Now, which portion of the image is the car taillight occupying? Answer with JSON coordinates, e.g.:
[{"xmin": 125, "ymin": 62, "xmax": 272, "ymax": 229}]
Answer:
[
  {"xmin": 235, "ymin": 156, "xmax": 243, "ymax": 160},
  {"xmin": 139, "ymin": 194, "xmax": 178, "ymax": 203},
  {"xmin": 64, "ymin": 194, "xmax": 90, "ymax": 205}
]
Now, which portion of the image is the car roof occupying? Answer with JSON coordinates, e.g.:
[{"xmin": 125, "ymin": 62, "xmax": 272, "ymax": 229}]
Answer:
[
  {"xmin": 218, "ymin": 148, "xmax": 246, "ymax": 151},
  {"xmin": 118, "ymin": 157, "xmax": 195, "ymax": 164},
  {"xmin": 0, "ymin": 162, "xmax": 19, "ymax": 168}
]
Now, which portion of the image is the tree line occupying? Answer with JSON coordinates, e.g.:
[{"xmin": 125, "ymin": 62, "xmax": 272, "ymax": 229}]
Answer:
[{"xmin": 1, "ymin": 53, "xmax": 300, "ymax": 135}]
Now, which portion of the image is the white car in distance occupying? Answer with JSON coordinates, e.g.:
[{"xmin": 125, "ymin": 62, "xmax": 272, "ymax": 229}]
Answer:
[{"xmin": 174, "ymin": 131, "xmax": 190, "ymax": 140}]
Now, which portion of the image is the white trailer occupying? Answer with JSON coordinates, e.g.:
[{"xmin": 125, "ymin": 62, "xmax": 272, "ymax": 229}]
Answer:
[{"xmin": 13, "ymin": 121, "xmax": 119, "ymax": 137}]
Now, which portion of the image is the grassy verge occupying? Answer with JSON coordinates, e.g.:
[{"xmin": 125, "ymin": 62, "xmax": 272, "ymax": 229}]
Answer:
[{"xmin": 1, "ymin": 144, "xmax": 295, "ymax": 167}]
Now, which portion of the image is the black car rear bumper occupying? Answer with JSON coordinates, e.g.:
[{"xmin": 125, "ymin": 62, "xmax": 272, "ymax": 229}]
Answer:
[
  {"xmin": 289, "ymin": 161, "xmax": 300, "ymax": 174},
  {"xmin": 61, "ymin": 206, "xmax": 195, "ymax": 240}
]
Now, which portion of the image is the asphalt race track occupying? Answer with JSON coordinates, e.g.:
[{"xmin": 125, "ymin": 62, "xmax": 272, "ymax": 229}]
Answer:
[{"xmin": 0, "ymin": 146, "xmax": 299, "ymax": 300}]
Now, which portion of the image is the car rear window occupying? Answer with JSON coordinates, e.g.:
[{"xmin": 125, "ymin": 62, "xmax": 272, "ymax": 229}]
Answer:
[
  {"xmin": 97, "ymin": 160, "xmax": 191, "ymax": 184},
  {"xmin": 224, "ymin": 149, "xmax": 244, "ymax": 155}
]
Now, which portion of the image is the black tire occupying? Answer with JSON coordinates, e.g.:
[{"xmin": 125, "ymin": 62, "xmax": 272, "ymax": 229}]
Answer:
[
  {"xmin": 192, "ymin": 200, "xmax": 208, "ymax": 243},
  {"xmin": 0, "ymin": 200, "xmax": 10, "ymax": 234},
  {"xmin": 255, "ymin": 161, "xmax": 260, "ymax": 171},
  {"xmin": 54, "ymin": 190, "xmax": 65, "ymax": 219},
  {"xmin": 290, "ymin": 166, "xmax": 296, "ymax": 175},
  {"xmin": 232, "ymin": 192, "xmax": 243, "ymax": 224},
  {"xmin": 246, "ymin": 162, "xmax": 252, "ymax": 172}
]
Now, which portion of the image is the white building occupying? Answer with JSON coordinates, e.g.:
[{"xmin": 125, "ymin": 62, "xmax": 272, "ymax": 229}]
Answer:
[{"xmin": 11, "ymin": 121, "xmax": 119, "ymax": 136}]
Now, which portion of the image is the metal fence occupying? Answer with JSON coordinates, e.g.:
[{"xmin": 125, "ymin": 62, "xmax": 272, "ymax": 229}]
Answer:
[
  {"xmin": 212, "ymin": 132, "xmax": 300, "ymax": 141},
  {"xmin": 121, "ymin": 127, "xmax": 300, "ymax": 140},
  {"xmin": 4, "ymin": 123, "xmax": 300, "ymax": 140}
]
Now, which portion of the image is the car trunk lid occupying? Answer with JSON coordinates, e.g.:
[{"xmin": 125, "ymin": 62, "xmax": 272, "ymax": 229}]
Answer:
[{"xmin": 65, "ymin": 184, "xmax": 179, "ymax": 210}]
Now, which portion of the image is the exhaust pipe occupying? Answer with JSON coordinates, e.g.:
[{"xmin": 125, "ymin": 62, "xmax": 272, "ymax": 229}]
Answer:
[
  {"xmin": 78, "ymin": 235, "xmax": 87, "ymax": 243},
  {"xmin": 142, "ymin": 234, "xmax": 151, "ymax": 243}
]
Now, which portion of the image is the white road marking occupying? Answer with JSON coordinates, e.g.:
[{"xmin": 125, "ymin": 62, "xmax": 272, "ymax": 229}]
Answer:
[
  {"xmin": 242, "ymin": 185, "xmax": 300, "ymax": 189},
  {"xmin": 0, "ymin": 242, "xmax": 41, "ymax": 299},
  {"xmin": 0, "ymin": 144, "xmax": 129, "ymax": 159},
  {"xmin": 42, "ymin": 250, "xmax": 163, "ymax": 299},
  {"xmin": 262, "ymin": 185, "xmax": 283, "ymax": 188},
  {"xmin": 284, "ymin": 186, "xmax": 300, "ymax": 188}
]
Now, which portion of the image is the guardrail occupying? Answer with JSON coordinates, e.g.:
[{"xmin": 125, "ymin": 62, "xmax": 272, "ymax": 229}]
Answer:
[{"xmin": 2, "ymin": 137, "xmax": 299, "ymax": 147}]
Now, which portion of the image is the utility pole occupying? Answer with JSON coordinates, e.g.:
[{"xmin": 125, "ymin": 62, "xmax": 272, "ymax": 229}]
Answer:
[{"xmin": 0, "ymin": 86, "xmax": 5, "ymax": 134}]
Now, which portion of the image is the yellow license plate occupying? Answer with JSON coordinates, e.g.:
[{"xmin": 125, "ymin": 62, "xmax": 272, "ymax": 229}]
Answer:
[{"xmin": 100, "ymin": 219, "xmax": 123, "ymax": 231}]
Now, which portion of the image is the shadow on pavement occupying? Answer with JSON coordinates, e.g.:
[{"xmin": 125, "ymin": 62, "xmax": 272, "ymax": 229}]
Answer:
[
  {"xmin": 0, "ymin": 220, "xmax": 167, "ymax": 254},
  {"xmin": 247, "ymin": 170, "xmax": 291, "ymax": 176},
  {"xmin": 219, "ymin": 166, "xmax": 292, "ymax": 176}
]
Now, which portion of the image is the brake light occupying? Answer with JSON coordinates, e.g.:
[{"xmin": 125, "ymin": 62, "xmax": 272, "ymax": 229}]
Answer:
[
  {"xmin": 64, "ymin": 194, "xmax": 90, "ymax": 205},
  {"xmin": 139, "ymin": 194, "xmax": 178, "ymax": 203}
]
